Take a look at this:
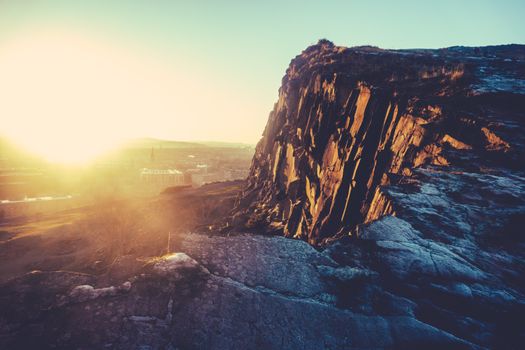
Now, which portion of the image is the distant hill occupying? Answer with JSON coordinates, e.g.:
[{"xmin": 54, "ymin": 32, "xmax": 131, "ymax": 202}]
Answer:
[
  {"xmin": 123, "ymin": 138, "xmax": 254, "ymax": 149},
  {"xmin": 0, "ymin": 137, "xmax": 46, "ymax": 167},
  {"xmin": 196, "ymin": 141, "xmax": 254, "ymax": 149},
  {"xmin": 0, "ymin": 136, "xmax": 255, "ymax": 168},
  {"xmin": 123, "ymin": 138, "xmax": 207, "ymax": 149}
]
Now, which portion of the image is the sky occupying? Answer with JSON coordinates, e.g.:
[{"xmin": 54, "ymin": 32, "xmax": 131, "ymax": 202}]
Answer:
[{"xmin": 0, "ymin": 0, "xmax": 523, "ymax": 163}]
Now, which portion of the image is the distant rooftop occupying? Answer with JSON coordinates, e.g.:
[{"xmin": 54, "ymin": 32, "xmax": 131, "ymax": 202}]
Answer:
[{"xmin": 140, "ymin": 168, "xmax": 183, "ymax": 175}]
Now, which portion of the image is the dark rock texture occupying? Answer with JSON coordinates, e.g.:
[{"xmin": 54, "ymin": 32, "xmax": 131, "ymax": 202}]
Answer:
[
  {"xmin": 1, "ymin": 225, "xmax": 522, "ymax": 349},
  {"xmin": 0, "ymin": 232, "xmax": 479, "ymax": 350}
]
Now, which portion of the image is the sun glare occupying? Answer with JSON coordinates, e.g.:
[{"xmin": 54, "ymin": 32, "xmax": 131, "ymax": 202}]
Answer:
[
  {"xmin": 0, "ymin": 28, "xmax": 261, "ymax": 165},
  {"xmin": 7, "ymin": 134, "xmax": 125, "ymax": 165},
  {"xmin": 0, "ymin": 30, "xmax": 178, "ymax": 164}
]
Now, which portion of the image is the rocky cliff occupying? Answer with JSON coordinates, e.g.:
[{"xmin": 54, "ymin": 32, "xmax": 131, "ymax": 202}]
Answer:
[{"xmin": 234, "ymin": 40, "xmax": 525, "ymax": 245}]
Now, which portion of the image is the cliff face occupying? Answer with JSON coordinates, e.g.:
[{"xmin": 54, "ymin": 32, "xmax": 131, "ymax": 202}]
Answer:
[{"xmin": 234, "ymin": 40, "xmax": 525, "ymax": 244}]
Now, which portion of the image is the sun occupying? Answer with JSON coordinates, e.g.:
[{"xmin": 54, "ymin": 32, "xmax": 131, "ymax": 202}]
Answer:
[
  {"xmin": 0, "ymin": 27, "xmax": 264, "ymax": 164},
  {"xmin": 0, "ymin": 29, "xmax": 175, "ymax": 165},
  {"xmin": 7, "ymin": 134, "xmax": 124, "ymax": 165}
]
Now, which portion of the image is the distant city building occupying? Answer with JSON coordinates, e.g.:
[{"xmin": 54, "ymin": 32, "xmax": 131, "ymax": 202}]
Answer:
[
  {"xmin": 195, "ymin": 164, "xmax": 208, "ymax": 173},
  {"xmin": 140, "ymin": 168, "xmax": 185, "ymax": 187}
]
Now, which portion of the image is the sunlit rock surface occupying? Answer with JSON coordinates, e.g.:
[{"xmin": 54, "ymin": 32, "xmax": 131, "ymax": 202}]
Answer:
[{"xmin": 233, "ymin": 40, "xmax": 525, "ymax": 245}]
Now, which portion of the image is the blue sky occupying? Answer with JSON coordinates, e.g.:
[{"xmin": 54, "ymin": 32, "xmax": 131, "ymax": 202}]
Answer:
[{"xmin": 0, "ymin": 0, "xmax": 523, "ymax": 152}]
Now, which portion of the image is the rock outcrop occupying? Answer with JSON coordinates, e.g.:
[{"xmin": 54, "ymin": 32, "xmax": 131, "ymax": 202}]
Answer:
[
  {"xmin": 224, "ymin": 39, "xmax": 525, "ymax": 349},
  {"xmin": 0, "ymin": 232, "xmax": 480, "ymax": 349},
  {"xmin": 234, "ymin": 40, "xmax": 525, "ymax": 245},
  {"xmin": 1, "ymin": 222, "xmax": 522, "ymax": 348}
]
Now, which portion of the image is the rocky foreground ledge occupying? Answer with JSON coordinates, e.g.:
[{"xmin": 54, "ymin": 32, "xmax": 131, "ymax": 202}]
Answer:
[
  {"xmin": 0, "ymin": 228, "xmax": 512, "ymax": 350},
  {"xmin": 1, "ymin": 217, "xmax": 524, "ymax": 349}
]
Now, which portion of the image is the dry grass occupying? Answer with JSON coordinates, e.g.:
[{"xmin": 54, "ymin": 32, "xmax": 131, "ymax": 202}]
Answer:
[{"xmin": 0, "ymin": 181, "xmax": 243, "ymax": 283}]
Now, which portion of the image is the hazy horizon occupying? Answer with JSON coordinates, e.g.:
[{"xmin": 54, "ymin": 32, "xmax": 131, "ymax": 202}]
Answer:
[{"xmin": 1, "ymin": 0, "xmax": 524, "ymax": 164}]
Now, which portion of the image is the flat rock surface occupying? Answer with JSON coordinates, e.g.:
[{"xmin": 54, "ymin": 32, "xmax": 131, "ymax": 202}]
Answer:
[{"xmin": 0, "ymin": 231, "xmax": 482, "ymax": 350}]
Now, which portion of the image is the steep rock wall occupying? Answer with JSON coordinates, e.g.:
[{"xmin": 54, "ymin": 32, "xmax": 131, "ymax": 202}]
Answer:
[{"xmin": 234, "ymin": 40, "xmax": 523, "ymax": 244}]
